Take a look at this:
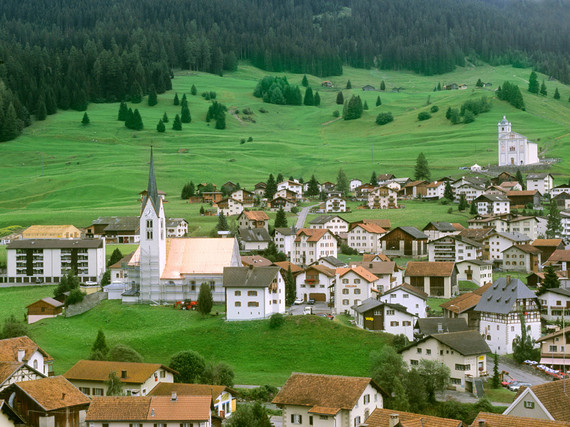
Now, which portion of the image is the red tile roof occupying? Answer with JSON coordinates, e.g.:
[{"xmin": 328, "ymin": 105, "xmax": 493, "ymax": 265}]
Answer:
[
  {"xmin": 336, "ymin": 266, "xmax": 379, "ymax": 283},
  {"xmin": 64, "ymin": 360, "xmax": 176, "ymax": 384},
  {"xmin": 352, "ymin": 223, "xmax": 386, "ymax": 234},
  {"xmin": 273, "ymin": 261, "xmax": 304, "ymax": 274},
  {"xmin": 242, "ymin": 211, "xmax": 269, "ymax": 221},
  {"xmin": 366, "ymin": 408, "xmax": 463, "ymax": 427},
  {"xmin": 512, "ymin": 379, "xmax": 570, "ymax": 422},
  {"xmin": 471, "ymin": 412, "xmax": 570, "ymax": 426},
  {"xmin": 405, "ymin": 262, "xmax": 455, "ymax": 277},
  {"xmin": 15, "ymin": 376, "xmax": 90, "ymax": 411},
  {"xmin": 295, "ymin": 228, "xmax": 330, "ymax": 242},
  {"xmin": 532, "ymin": 239, "xmax": 563, "ymax": 247},
  {"xmin": 548, "ymin": 250, "xmax": 570, "ymax": 263},
  {"xmin": 0, "ymin": 336, "xmax": 52, "ymax": 362}
]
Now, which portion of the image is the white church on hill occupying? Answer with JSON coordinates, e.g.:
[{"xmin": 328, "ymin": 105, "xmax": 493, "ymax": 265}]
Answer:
[
  {"xmin": 498, "ymin": 116, "xmax": 539, "ymax": 166},
  {"xmin": 121, "ymin": 149, "xmax": 241, "ymax": 304}
]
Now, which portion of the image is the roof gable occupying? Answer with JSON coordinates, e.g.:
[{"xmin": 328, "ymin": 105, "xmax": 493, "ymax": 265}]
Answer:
[
  {"xmin": 223, "ymin": 266, "xmax": 280, "ymax": 288},
  {"xmin": 64, "ymin": 360, "xmax": 175, "ymax": 384},
  {"xmin": 15, "ymin": 376, "xmax": 90, "ymax": 411},
  {"xmin": 474, "ymin": 277, "xmax": 537, "ymax": 314}
]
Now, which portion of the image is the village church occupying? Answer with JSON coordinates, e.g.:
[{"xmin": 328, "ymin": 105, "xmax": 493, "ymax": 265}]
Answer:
[
  {"xmin": 497, "ymin": 116, "xmax": 539, "ymax": 166},
  {"xmin": 122, "ymin": 149, "xmax": 241, "ymax": 304}
]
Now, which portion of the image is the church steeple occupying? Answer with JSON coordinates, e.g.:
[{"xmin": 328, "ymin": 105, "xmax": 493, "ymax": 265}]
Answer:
[{"xmin": 142, "ymin": 147, "xmax": 161, "ymax": 215}]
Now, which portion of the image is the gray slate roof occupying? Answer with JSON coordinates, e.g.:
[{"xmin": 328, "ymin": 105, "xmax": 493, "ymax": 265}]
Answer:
[
  {"xmin": 476, "ymin": 194, "xmax": 510, "ymax": 202},
  {"xmin": 8, "ymin": 239, "xmax": 104, "ymax": 249},
  {"xmin": 93, "ymin": 216, "xmax": 140, "ymax": 232},
  {"xmin": 527, "ymin": 173, "xmax": 552, "ymax": 180},
  {"xmin": 352, "ymin": 298, "xmax": 411, "ymax": 315},
  {"xmin": 223, "ymin": 266, "xmax": 280, "ymax": 288},
  {"xmin": 430, "ymin": 330, "xmax": 491, "ymax": 356},
  {"xmin": 393, "ymin": 226, "xmax": 428, "ymax": 240},
  {"xmin": 166, "ymin": 218, "xmax": 187, "ymax": 227},
  {"xmin": 274, "ymin": 227, "xmax": 298, "ymax": 236},
  {"xmin": 491, "ymin": 231, "xmax": 531, "ymax": 243},
  {"xmin": 474, "ymin": 277, "xmax": 537, "ymax": 314},
  {"xmin": 541, "ymin": 287, "xmax": 570, "ymax": 298},
  {"xmin": 415, "ymin": 317, "xmax": 469, "ymax": 335},
  {"xmin": 317, "ymin": 256, "xmax": 346, "ymax": 268},
  {"xmin": 238, "ymin": 228, "xmax": 272, "ymax": 242},
  {"xmin": 423, "ymin": 222, "xmax": 458, "ymax": 232},
  {"xmin": 309, "ymin": 215, "xmax": 347, "ymax": 225}
]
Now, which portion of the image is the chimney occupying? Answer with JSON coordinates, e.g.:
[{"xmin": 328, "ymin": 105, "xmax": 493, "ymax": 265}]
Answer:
[
  {"xmin": 478, "ymin": 421, "xmax": 486, "ymax": 427},
  {"xmin": 389, "ymin": 414, "xmax": 400, "ymax": 427},
  {"xmin": 17, "ymin": 349, "xmax": 25, "ymax": 362},
  {"xmin": 151, "ymin": 408, "xmax": 155, "ymax": 417},
  {"xmin": 506, "ymin": 275, "xmax": 511, "ymax": 285},
  {"xmin": 437, "ymin": 323, "xmax": 443, "ymax": 333},
  {"xmin": 61, "ymin": 393, "xmax": 66, "ymax": 400},
  {"xmin": 249, "ymin": 264, "xmax": 254, "ymax": 270},
  {"xmin": 171, "ymin": 391, "xmax": 177, "ymax": 401},
  {"xmin": 121, "ymin": 370, "xmax": 127, "ymax": 379}
]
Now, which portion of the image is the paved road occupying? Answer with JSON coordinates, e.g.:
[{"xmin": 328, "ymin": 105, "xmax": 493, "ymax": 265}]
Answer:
[
  {"xmin": 490, "ymin": 356, "xmax": 550, "ymax": 387},
  {"xmin": 288, "ymin": 301, "xmax": 333, "ymax": 316},
  {"xmin": 295, "ymin": 204, "xmax": 319, "ymax": 229}
]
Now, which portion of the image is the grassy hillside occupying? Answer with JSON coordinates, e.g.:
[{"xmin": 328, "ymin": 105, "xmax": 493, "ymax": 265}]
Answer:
[
  {"xmin": 17, "ymin": 299, "xmax": 388, "ymax": 385},
  {"xmin": 0, "ymin": 63, "xmax": 569, "ymax": 229}
]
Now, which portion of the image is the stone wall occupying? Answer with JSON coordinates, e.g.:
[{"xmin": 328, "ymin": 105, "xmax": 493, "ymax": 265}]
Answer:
[{"xmin": 65, "ymin": 291, "xmax": 108, "ymax": 317}]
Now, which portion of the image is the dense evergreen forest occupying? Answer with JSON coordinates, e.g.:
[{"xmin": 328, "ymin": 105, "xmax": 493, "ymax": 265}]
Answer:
[{"xmin": 0, "ymin": 0, "xmax": 569, "ymax": 142}]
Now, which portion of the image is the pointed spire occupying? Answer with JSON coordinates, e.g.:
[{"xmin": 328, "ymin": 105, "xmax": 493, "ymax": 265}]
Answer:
[{"xmin": 142, "ymin": 147, "xmax": 160, "ymax": 214}]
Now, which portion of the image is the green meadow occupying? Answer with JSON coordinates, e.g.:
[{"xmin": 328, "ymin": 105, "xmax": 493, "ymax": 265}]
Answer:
[
  {"xmin": 12, "ymin": 297, "xmax": 388, "ymax": 385},
  {"xmin": 0, "ymin": 63, "xmax": 569, "ymax": 231}
]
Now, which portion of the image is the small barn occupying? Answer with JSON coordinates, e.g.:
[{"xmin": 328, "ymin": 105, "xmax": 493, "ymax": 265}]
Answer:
[
  {"xmin": 26, "ymin": 298, "xmax": 64, "ymax": 324},
  {"xmin": 362, "ymin": 85, "xmax": 375, "ymax": 91}
]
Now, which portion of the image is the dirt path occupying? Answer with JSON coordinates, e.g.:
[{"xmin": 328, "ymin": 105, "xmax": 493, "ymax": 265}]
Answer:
[{"xmin": 321, "ymin": 117, "xmax": 342, "ymax": 126}]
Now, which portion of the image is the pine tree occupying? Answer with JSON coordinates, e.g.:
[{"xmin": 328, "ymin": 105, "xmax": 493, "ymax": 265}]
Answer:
[
  {"xmin": 174, "ymin": 93, "xmax": 180, "ymax": 105},
  {"xmin": 276, "ymin": 173, "xmax": 284, "ymax": 184},
  {"xmin": 303, "ymin": 87, "xmax": 314, "ymax": 106},
  {"xmin": 537, "ymin": 265, "xmax": 560, "ymax": 296},
  {"xmin": 132, "ymin": 109, "xmax": 143, "ymax": 130},
  {"xmin": 437, "ymin": 82, "xmax": 442, "ymax": 91},
  {"xmin": 200, "ymin": 206, "xmax": 205, "ymax": 215},
  {"xmin": 314, "ymin": 91, "xmax": 321, "ymax": 106},
  {"xmin": 217, "ymin": 212, "xmax": 229, "ymax": 231},
  {"xmin": 156, "ymin": 119, "xmax": 165, "ymax": 132},
  {"xmin": 476, "ymin": 78, "xmax": 483, "ymax": 87},
  {"xmin": 515, "ymin": 170, "xmax": 525, "ymax": 190},
  {"xmin": 125, "ymin": 108, "xmax": 134, "ymax": 129},
  {"xmin": 546, "ymin": 201, "xmax": 562, "ymax": 238},
  {"xmin": 81, "ymin": 112, "xmax": 90, "ymax": 125},
  {"xmin": 540, "ymin": 80, "xmax": 547, "ymax": 96},
  {"xmin": 528, "ymin": 71, "xmax": 539, "ymax": 94},
  {"xmin": 444, "ymin": 181, "xmax": 454, "ymax": 200},
  {"xmin": 458, "ymin": 194, "xmax": 468, "ymax": 211},
  {"xmin": 445, "ymin": 106, "xmax": 452, "ymax": 119},
  {"xmin": 118, "ymin": 102, "xmax": 128, "ymax": 121},
  {"xmin": 147, "ymin": 86, "xmax": 158, "ymax": 106},
  {"xmin": 414, "ymin": 153, "xmax": 430, "ymax": 181},
  {"xmin": 182, "ymin": 93, "xmax": 188, "ymax": 104},
  {"xmin": 181, "ymin": 103, "xmax": 191, "ymax": 123},
  {"xmin": 197, "ymin": 283, "xmax": 213, "ymax": 316},
  {"xmin": 0, "ymin": 103, "xmax": 20, "ymax": 142},
  {"xmin": 301, "ymin": 75, "xmax": 309, "ymax": 87},
  {"xmin": 376, "ymin": 95, "xmax": 381, "ymax": 106},
  {"xmin": 336, "ymin": 91, "xmax": 344, "ymax": 105},
  {"xmin": 35, "ymin": 97, "xmax": 47, "ymax": 121},
  {"xmin": 363, "ymin": 100, "xmax": 369, "ymax": 110},
  {"xmin": 554, "ymin": 88, "xmax": 560, "ymax": 99},
  {"xmin": 470, "ymin": 200, "xmax": 477, "ymax": 215},
  {"xmin": 264, "ymin": 174, "xmax": 277, "ymax": 199},
  {"xmin": 91, "ymin": 329, "xmax": 109, "ymax": 357},
  {"xmin": 336, "ymin": 168, "xmax": 349, "ymax": 196},
  {"xmin": 130, "ymin": 81, "xmax": 143, "ymax": 103},
  {"xmin": 274, "ymin": 207, "xmax": 288, "ymax": 228},
  {"xmin": 181, "ymin": 181, "xmax": 195, "ymax": 199},
  {"xmin": 215, "ymin": 113, "xmax": 225, "ymax": 129},
  {"xmin": 370, "ymin": 171, "xmax": 377, "ymax": 186},
  {"xmin": 191, "ymin": 84, "xmax": 197, "ymax": 96},
  {"xmin": 162, "ymin": 112, "xmax": 169, "ymax": 123},
  {"xmin": 172, "ymin": 114, "xmax": 182, "ymax": 130},
  {"xmin": 346, "ymin": 80, "xmax": 352, "ymax": 89},
  {"xmin": 491, "ymin": 353, "xmax": 500, "ymax": 388},
  {"xmin": 285, "ymin": 266, "xmax": 296, "ymax": 306},
  {"xmin": 380, "ymin": 80, "xmax": 386, "ymax": 91},
  {"xmin": 306, "ymin": 175, "xmax": 320, "ymax": 196}
]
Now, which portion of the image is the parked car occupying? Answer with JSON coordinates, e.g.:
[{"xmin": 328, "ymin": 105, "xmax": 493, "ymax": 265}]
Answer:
[
  {"xmin": 303, "ymin": 306, "xmax": 313, "ymax": 315},
  {"xmin": 307, "ymin": 298, "xmax": 315, "ymax": 305},
  {"xmin": 294, "ymin": 298, "xmax": 303, "ymax": 305},
  {"xmin": 509, "ymin": 382, "xmax": 532, "ymax": 392},
  {"xmin": 501, "ymin": 379, "xmax": 517, "ymax": 387}
]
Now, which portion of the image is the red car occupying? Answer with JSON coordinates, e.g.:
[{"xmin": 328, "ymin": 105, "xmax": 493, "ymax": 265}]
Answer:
[{"xmin": 501, "ymin": 379, "xmax": 517, "ymax": 387}]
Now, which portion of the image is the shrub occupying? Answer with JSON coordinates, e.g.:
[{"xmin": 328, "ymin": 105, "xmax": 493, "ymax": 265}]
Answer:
[
  {"xmin": 242, "ymin": 107, "xmax": 253, "ymax": 115},
  {"xmin": 340, "ymin": 243, "xmax": 358, "ymax": 255},
  {"xmin": 418, "ymin": 111, "xmax": 431, "ymax": 121},
  {"xmin": 66, "ymin": 288, "xmax": 85, "ymax": 306},
  {"xmin": 247, "ymin": 136, "xmax": 253, "ymax": 142},
  {"xmin": 430, "ymin": 105, "xmax": 439, "ymax": 113},
  {"xmin": 259, "ymin": 108, "xmax": 268, "ymax": 113},
  {"xmin": 333, "ymin": 110, "xmax": 340, "ymax": 118},
  {"xmin": 269, "ymin": 313, "xmax": 285, "ymax": 329},
  {"xmin": 240, "ymin": 138, "xmax": 246, "ymax": 144},
  {"xmin": 376, "ymin": 112, "xmax": 394, "ymax": 125},
  {"xmin": 290, "ymin": 206, "xmax": 299, "ymax": 214}
]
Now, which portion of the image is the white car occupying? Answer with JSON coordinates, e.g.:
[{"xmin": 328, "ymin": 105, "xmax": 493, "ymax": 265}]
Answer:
[
  {"xmin": 294, "ymin": 298, "xmax": 303, "ymax": 305},
  {"xmin": 303, "ymin": 306, "xmax": 313, "ymax": 315}
]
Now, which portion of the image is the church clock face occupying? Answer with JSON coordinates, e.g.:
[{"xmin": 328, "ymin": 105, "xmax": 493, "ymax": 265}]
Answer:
[{"xmin": 144, "ymin": 207, "xmax": 153, "ymax": 218}]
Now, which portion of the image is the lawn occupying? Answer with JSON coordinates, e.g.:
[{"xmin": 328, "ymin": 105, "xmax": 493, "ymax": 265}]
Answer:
[
  {"xmin": 427, "ymin": 297, "xmax": 451, "ymax": 316},
  {"xmin": 484, "ymin": 385, "xmax": 516, "ymax": 404},
  {"xmin": 0, "ymin": 63, "xmax": 569, "ymax": 230},
  {"xmin": 459, "ymin": 281, "xmax": 480, "ymax": 292},
  {"xmin": 0, "ymin": 285, "xmax": 57, "ymax": 320}
]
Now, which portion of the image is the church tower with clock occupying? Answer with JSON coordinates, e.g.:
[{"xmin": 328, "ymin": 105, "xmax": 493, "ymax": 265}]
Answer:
[{"xmin": 139, "ymin": 148, "xmax": 166, "ymax": 302}]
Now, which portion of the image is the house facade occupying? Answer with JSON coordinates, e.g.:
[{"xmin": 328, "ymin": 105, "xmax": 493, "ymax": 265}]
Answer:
[
  {"xmin": 309, "ymin": 215, "xmax": 349, "ymax": 235},
  {"xmin": 475, "ymin": 194, "xmax": 510, "ymax": 216},
  {"xmin": 379, "ymin": 283, "xmax": 428, "ymax": 318},
  {"xmin": 474, "ymin": 276, "xmax": 541, "ymax": 355},
  {"xmin": 352, "ymin": 299, "xmax": 416, "ymax": 340},
  {"xmin": 503, "ymin": 379, "xmax": 570, "ymax": 423},
  {"xmin": 296, "ymin": 265, "xmax": 336, "ymax": 303},
  {"xmin": 64, "ymin": 360, "xmax": 176, "ymax": 397},
  {"xmin": 502, "ymin": 245, "xmax": 541, "ymax": 273},
  {"xmin": 404, "ymin": 261, "xmax": 458, "ymax": 298},
  {"xmin": 224, "ymin": 266, "xmax": 285, "ymax": 321},
  {"xmin": 425, "ymin": 181, "xmax": 446, "ymax": 199},
  {"xmin": 399, "ymin": 331, "xmax": 490, "ymax": 392},
  {"xmin": 379, "ymin": 227, "xmax": 428, "ymax": 258},
  {"xmin": 214, "ymin": 197, "xmax": 244, "ymax": 216},
  {"xmin": 486, "ymin": 231, "xmax": 531, "ymax": 261},
  {"xmin": 26, "ymin": 297, "xmax": 64, "ymax": 324},
  {"xmin": 238, "ymin": 228, "xmax": 271, "ymax": 251},
  {"xmin": 422, "ymin": 222, "xmax": 461, "ymax": 241},
  {"xmin": 22, "ymin": 225, "xmax": 81, "ymax": 240},
  {"xmin": 455, "ymin": 260, "xmax": 493, "ymax": 286},
  {"xmin": 527, "ymin": 173, "xmax": 554, "ymax": 195},
  {"xmin": 292, "ymin": 229, "xmax": 338, "ymax": 266},
  {"xmin": 237, "ymin": 211, "xmax": 269, "ymax": 231},
  {"xmin": 325, "ymin": 197, "xmax": 347, "ymax": 213},
  {"xmin": 367, "ymin": 187, "xmax": 398, "ymax": 209},
  {"xmin": 0, "ymin": 362, "xmax": 45, "ymax": 392},
  {"xmin": 5, "ymin": 239, "xmax": 105, "ymax": 285},
  {"xmin": 274, "ymin": 227, "xmax": 297, "ymax": 259},
  {"xmin": 538, "ymin": 288, "xmax": 570, "ymax": 322},
  {"xmin": 0, "ymin": 336, "xmax": 53, "ymax": 377},
  {"xmin": 272, "ymin": 373, "xmax": 385, "ymax": 427},
  {"xmin": 428, "ymin": 235, "xmax": 481, "ymax": 263},
  {"xmin": 334, "ymin": 267, "xmax": 379, "ymax": 315},
  {"xmin": 347, "ymin": 223, "xmax": 385, "ymax": 254}
]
